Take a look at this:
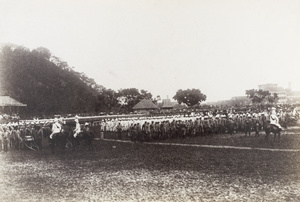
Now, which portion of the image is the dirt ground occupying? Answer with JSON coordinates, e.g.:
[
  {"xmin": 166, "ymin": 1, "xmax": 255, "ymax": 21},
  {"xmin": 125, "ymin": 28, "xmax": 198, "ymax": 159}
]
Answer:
[{"xmin": 0, "ymin": 128, "xmax": 300, "ymax": 201}]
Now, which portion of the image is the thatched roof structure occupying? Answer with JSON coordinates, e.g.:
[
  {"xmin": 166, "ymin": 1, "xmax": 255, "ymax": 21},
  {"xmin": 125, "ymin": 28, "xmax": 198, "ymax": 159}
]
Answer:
[
  {"xmin": 0, "ymin": 96, "xmax": 27, "ymax": 107},
  {"xmin": 133, "ymin": 99, "xmax": 158, "ymax": 110}
]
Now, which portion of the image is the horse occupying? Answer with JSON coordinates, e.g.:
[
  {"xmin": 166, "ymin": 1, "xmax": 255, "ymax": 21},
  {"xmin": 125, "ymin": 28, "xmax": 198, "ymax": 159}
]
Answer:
[
  {"xmin": 34, "ymin": 127, "xmax": 46, "ymax": 150},
  {"xmin": 70, "ymin": 129, "xmax": 95, "ymax": 151},
  {"xmin": 42, "ymin": 126, "xmax": 68, "ymax": 154},
  {"xmin": 264, "ymin": 123, "xmax": 281, "ymax": 142}
]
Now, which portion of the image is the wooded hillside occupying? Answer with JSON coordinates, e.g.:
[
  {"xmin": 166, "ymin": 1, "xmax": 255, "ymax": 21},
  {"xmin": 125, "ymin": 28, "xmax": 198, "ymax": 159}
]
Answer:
[
  {"xmin": 0, "ymin": 45, "xmax": 156, "ymax": 117},
  {"xmin": 0, "ymin": 45, "xmax": 103, "ymax": 116}
]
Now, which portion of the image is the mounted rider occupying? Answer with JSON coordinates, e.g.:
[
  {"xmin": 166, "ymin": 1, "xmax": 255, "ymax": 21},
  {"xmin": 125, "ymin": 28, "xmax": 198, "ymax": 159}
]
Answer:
[
  {"xmin": 270, "ymin": 107, "xmax": 283, "ymax": 130},
  {"xmin": 73, "ymin": 115, "xmax": 81, "ymax": 138},
  {"xmin": 83, "ymin": 122, "xmax": 91, "ymax": 133},
  {"xmin": 50, "ymin": 118, "xmax": 62, "ymax": 139}
]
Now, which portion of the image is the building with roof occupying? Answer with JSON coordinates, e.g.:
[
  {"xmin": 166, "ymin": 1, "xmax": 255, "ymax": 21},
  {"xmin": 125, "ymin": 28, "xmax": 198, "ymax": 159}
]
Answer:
[
  {"xmin": 0, "ymin": 96, "xmax": 26, "ymax": 122},
  {"xmin": 0, "ymin": 96, "xmax": 27, "ymax": 107},
  {"xmin": 258, "ymin": 83, "xmax": 300, "ymax": 104},
  {"xmin": 0, "ymin": 95, "xmax": 27, "ymax": 113},
  {"xmin": 156, "ymin": 98, "xmax": 187, "ymax": 111},
  {"xmin": 132, "ymin": 99, "xmax": 158, "ymax": 114},
  {"xmin": 287, "ymin": 91, "xmax": 300, "ymax": 104},
  {"xmin": 258, "ymin": 84, "xmax": 287, "ymax": 103}
]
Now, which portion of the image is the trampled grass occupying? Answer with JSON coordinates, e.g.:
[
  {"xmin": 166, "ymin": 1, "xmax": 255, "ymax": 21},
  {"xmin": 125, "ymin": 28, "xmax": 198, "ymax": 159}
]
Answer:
[{"xmin": 0, "ymin": 128, "xmax": 299, "ymax": 201}]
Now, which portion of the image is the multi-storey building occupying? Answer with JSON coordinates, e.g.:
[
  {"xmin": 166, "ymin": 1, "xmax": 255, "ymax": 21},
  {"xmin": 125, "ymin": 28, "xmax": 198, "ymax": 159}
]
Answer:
[{"xmin": 258, "ymin": 83, "xmax": 300, "ymax": 104}]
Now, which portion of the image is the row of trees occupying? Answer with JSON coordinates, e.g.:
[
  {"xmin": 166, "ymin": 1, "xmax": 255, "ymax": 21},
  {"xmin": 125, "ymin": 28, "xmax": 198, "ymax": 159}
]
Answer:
[
  {"xmin": 1, "ymin": 44, "xmax": 278, "ymax": 117},
  {"xmin": 96, "ymin": 88, "xmax": 155, "ymax": 113},
  {"xmin": 0, "ymin": 45, "xmax": 163, "ymax": 116},
  {"xmin": 245, "ymin": 89, "xmax": 279, "ymax": 104},
  {"xmin": 97, "ymin": 88, "xmax": 207, "ymax": 113},
  {"xmin": 172, "ymin": 88, "xmax": 279, "ymax": 109}
]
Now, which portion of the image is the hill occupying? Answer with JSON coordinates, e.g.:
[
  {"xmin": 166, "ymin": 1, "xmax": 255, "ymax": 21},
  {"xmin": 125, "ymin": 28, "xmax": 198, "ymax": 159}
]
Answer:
[{"xmin": 0, "ymin": 45, "xmax": 104, "ymax": 117}]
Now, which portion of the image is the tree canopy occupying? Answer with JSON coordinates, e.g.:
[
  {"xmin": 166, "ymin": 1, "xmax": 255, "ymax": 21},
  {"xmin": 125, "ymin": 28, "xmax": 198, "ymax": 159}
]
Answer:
[
  {"xmin": 117, "ymin": 88, "xmax": 154, "ymax": 112},
  {"xmin": 0, "ymin": 45, "xmax": 156, "ymax": 116},
  {"xmin": 173, "ymin": 89, "xmax": 206, "ymax": 107},
  {"xmin": 0, "ymin": 45, "xmax": 101, "ymax": 116},
  {"xmin": 96, "ymin": 88, "xmax": 119, "ymax": 113},
  {"xmin": 245, "ymin": 89, "xmax": 278, "ymax": 104}
]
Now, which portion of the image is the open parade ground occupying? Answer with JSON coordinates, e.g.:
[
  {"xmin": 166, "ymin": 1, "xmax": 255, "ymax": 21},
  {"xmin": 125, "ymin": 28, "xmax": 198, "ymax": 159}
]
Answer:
[
  {"xmin": 1, "ymin": 1, "xmax": 300, "ymax": 201},
  {"xmin": 0, "ymin": 127, "xmax": 300, "ymax": 201}
]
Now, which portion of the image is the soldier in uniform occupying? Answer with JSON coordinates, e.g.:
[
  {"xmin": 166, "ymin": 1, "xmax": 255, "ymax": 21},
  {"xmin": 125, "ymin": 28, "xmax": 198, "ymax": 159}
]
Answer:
[
  {"xmin": 145, "ymin": 122, "xmax": 151, "ymax": 141},
  {"xmin": 136, "ymin": 123, "xmax": 142, "ymax": 142},
  {"xmin": 226, "ymin": 115, "xmax": 235, "ymax": 135},
  {"xmin": 130, "ymin": 124, "xmax": 138, "ymax": 143},
  {"xmin": 73, "ymin": 116, "xmax": 81, "ymax": 138},
  {"xmin": 116, "ymin": 122, "xmax": 123, "ymax": 139},
  {"xmin": 50, "ymin": 118, "xmax": 62, "ymax": 139},
  {"xmin": 244, "ymin": 114, "xmax": 253, "ymax": 136},
  {"xmin": 0, "ymin": 127, "xmax": 3, "ymax": 151},
  {"xmin": 149, "ymin": 121, "xmax": 155, "ymax": 140},
  {"xmin": 2, "ymin": 127, "xmax": 9, "ymax": 152},
  {"xmin": 270, "ymin": 107, "xmax": 283, "ymax": 130}
]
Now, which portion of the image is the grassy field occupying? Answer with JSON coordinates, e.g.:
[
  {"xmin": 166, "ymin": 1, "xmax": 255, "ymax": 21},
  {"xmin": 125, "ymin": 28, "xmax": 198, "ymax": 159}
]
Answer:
[{"xmin": 0, "ymin": 128, "xmax": 300, "ymax": 201}]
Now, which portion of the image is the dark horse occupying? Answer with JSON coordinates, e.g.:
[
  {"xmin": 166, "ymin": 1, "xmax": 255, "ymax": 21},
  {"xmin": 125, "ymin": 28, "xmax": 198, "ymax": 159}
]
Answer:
[
  {"xmin": 42, "ymin": 127, "xmax": 68, "ymax": 154},
  {"xmin": 70, "ymin": 130, "xmax": 95, "ymax": 151},
  {"xmin": 264, "ymin": 123, "xmax": 282, "ymax": 142}
]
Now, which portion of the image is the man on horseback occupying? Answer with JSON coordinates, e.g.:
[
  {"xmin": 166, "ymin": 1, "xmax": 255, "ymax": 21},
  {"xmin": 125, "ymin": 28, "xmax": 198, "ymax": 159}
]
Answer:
[
  {"xmin": 83, "ymin": 122, "xmax": 91, "ymax": 133},
  {"xmin": 73, "ymin": 116, "xmax": 81, "ymax": 138},
  {"xmin": 50, "ymin": 118, "xmax": 62, "ymax": 139},
  {"xmin": 270, "ymin": 107, "xmax": 283, "ymax": 131}
]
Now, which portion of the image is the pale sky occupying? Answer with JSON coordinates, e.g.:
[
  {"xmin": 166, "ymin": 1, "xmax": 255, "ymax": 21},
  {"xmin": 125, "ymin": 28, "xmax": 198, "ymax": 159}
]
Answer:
[{"xmin": 0, "ymin": 0, "xmax": 299, "ymax": 102}]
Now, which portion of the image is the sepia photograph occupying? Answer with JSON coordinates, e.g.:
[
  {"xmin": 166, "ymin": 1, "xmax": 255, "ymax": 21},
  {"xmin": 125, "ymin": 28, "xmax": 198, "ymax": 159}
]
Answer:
[{"xmin": 0, "ymin": 0, "xmax": 300, "ymax": 201}]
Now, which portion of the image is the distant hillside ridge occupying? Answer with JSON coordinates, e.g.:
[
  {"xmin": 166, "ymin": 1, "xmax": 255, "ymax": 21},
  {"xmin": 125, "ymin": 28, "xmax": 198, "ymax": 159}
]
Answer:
[{"xmin": 0, "ymin": 44, "xmax": 104, "ymax": 116}]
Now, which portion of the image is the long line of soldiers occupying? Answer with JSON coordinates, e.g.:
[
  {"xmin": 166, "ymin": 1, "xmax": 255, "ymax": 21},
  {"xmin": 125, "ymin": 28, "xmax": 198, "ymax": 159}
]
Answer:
[
  {"xmin": 0, "ymin": 107, "xmax": 298, "ymax": 152},
  {"xmin": 0, "ymin": 118, "xmax": 96, "ymax": 152},
  {"xmin": 102, "ymin": 109, "xmax": 298, "ymax": 142},
  {"xmin": 0, "ymin": 122, "xmax": 43, "ymax": 152}
]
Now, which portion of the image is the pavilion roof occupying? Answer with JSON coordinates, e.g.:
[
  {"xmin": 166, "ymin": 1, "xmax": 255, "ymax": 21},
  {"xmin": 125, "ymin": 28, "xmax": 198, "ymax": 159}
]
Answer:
[
  {"xmin": 0, "ymin": 96, "xmax": 27, "ymax": 107},
  {"xmin": 133, "ymin": 99, "xmax": 158, "ymax": 110}
]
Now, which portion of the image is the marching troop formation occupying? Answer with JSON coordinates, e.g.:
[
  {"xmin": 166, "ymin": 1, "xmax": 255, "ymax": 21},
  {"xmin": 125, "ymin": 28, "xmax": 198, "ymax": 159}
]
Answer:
[
  {"xmin": 0, "ymin": 106, "xmax": 299, "ymax": 152},
  {"xmin": 102, "ymin": 107, "xmax": 297, "ymax": 142}
]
